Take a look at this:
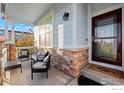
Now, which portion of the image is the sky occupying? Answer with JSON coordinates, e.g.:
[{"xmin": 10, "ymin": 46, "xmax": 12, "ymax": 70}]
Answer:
[{"xmin": 0, "ymin": 17, "xmax": 33, "ymax": 33}]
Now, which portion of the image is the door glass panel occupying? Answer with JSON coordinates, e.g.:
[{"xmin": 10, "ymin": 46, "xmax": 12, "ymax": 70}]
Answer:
[
  {"xmin": 94, "ymin": 39, "xmax": 117, "ymax": 62},
  {"xmin": 95, "ymin": 17, "xmax": 117, "ymax": 38}
]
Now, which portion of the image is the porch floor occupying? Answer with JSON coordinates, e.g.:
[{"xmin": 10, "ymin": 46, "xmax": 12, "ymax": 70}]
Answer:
[{"xmin": 4, "ymin": 60, "xmax": 78, "ymax": 85}]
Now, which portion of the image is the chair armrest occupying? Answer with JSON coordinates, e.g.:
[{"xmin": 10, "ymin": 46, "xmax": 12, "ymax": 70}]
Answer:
[
  {"xmin": 31, "ymin": 57, "xmax": 37, "ymax": 63},
  {"xmin": 18, "ymin": 52, "xmax": 20, "ymax": 58},
  {"xmin": 31, "ymin": 54, "xmax": 37, "ymax": 61}
]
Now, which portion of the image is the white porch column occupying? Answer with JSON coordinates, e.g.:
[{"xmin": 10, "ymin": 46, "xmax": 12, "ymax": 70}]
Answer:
[
  {"xmin": 11, "ymin": 22, "xmax": 15, "ymax": 44},
  {"xmin": 72, "ymin": 4, "xmax": 77, "ymax": 49},
  {"xmin": 4, "ymin": 20, "xmax": 8, "ymax": 42}
]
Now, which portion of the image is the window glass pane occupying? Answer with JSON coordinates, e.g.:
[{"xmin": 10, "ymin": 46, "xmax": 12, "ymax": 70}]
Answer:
[
  {"xmin": 94, "ymin": 38, "xmax": 117, "ymax": 62},
  {"xmin": 45, "ymin": 32, "xmax": 52, "ymax": 46},
  {"xmin": 34, "ymin": 14, "xmax": 53, "ymax": 47},
  {"xmin": 40, "ymin": 34, "xmax": 45, "ymax": 46},
  {"xmin": 95, "ymin": 17, "xmax": 117, "ymax": 38},
  {"xmin": 45, "ymin": 15, "xmax": 52, "ymax": 47},
  {"xmin": 39, "ymin": 24, "xmax": 45, "ymax": 34}
]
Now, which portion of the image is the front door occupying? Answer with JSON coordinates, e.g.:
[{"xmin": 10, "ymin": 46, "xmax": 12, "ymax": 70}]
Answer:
[{"xmin": 92, "ymin": 8, "xmax": 122, "ymax": 66}]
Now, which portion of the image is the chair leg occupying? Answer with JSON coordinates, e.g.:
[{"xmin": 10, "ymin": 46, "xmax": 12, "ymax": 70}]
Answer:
[
  {"xmin": 31, "ymin": 73, "xmax": 33, "ymax": 80},
  {"xmin": 4, "ymin": 68, "xmax": 7, "ymax": 79},
  {"xmin": 46, "ymin": 72, "xmax": 48, "ymax": 79},
  {"xmin": 20, "ymin": 66, "xmax": 22, "ymax": 73},
  {"xmin": 4, "ymin": 71, "xmax": 6, "ymax": 79},
  {"xmin": 49, "ymin": 66, "xmax": 51, "ymax": 71}
]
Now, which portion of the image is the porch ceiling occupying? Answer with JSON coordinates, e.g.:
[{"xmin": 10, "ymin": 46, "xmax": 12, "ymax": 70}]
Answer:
[{"xmin": 7, "ymin": 3, "xmax": 55, "ymax": 25}]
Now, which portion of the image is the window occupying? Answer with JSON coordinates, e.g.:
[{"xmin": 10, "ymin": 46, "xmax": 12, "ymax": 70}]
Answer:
[
  {"xmin": 39, "ymin": 14, "xmax": 53, "ymax": 47},
  {"xmin": 44, "ymin": 15, "xmax": 52, "ymax": 47},
  {"xmin": 92, "ymin": 8, "xmax": 122, "ymax": 66}
]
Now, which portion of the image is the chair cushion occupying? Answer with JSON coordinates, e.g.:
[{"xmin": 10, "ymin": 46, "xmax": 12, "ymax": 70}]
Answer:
[
  {"xmin": 5, "ymin": 60, "xmax": 21, "ymax": 67},
  {"xmin": 37, "ymin": 55, "xmax": 45, "ymax": 61},
  {"xmin": 21, "ymin": 51, "xmax": 27, "ymax": 56},
  {"xmin": 33, "ymin": 62, "xmax": 46, "ymax": 69}
]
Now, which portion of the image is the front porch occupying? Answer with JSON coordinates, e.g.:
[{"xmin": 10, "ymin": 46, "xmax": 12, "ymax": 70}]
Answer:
[{"xmin": 0, "ymin": 3, "xmax": 124, "ymax": 85}]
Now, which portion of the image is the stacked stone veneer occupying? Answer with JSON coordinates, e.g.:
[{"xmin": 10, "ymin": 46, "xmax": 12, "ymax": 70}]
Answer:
[{"xmin": 43, "ymin": 48, "xmax": 88, "ymax": 77}]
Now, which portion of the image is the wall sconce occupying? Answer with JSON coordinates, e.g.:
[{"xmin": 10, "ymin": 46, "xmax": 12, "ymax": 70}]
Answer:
[
  {"xmin": 86, "ymin": 39, "xmax": 88, "ymax": 42},
  {"xmin": 63, "ymin": 12, "xmax": 69, "ymax": 21}
]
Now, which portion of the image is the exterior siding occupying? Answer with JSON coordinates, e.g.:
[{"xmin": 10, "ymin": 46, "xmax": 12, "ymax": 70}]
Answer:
[
  {"xmin": 34, "ymin": 3, "xmax": 124, "ymax": 74},
  {"xmin": 34, "ymin": 4, "xmax": 88, "ymax": 76},
  {"xmin": 76, "ymin": 4, "xmax": 87, "ymax": 48},
  {"xmin": 53, "ymin": 4, "xmax": 73, "ymax": 48},
  {"xmin": 35, "ymin": 3, "xmax": 88, "ymax": 49}
]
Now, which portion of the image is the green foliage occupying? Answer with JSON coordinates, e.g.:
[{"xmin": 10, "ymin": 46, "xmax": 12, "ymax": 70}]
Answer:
[
  {"xmin": 15, "ymin": 32, "xmax": 34, "ymax": 47},
  {"xmin": 98, "ymin": 42, "xmax": 117, "ymax": 60}
]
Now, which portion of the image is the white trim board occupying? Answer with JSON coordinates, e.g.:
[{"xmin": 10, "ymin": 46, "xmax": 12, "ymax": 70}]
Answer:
[
  {"xmin": 122, "ymin": 6, "xmax": 124, "ymax": 72},
  {"xmin": 72, "ymin": 3, "xmax": 77, "ymax": 49},
  {"xmin": 91, "ymin": 4, "xmax": 124, "ymax": 17},
  {"xmin": 88, "ymin": 4, "xmax": 124, "ymax": 71}
]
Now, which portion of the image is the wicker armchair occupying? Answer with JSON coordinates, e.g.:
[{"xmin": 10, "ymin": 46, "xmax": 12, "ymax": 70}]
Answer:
[{"xmin": 31, "ymin": 54, "xmax": 51, "ymax": 79}]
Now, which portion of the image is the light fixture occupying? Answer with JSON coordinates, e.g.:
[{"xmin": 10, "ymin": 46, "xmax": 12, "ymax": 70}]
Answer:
[{"xmin": 63, "ymin": 12, "xmax": 69, "ymax": 21}]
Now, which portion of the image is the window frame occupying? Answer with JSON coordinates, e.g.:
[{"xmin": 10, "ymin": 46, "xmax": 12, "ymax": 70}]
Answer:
[{"xmin": 92, "ymin": 8, "xmax": 122, "ymax": 66}]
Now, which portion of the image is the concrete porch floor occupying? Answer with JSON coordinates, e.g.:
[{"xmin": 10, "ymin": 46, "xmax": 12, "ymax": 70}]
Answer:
[{"xmin": 4, "ymin": 60, "xmax": 78, "ymax": 85}]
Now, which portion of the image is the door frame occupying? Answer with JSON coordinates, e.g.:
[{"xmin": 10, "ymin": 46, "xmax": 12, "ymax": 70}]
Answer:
[
  {"xmin": 87, "ymin": 4, "xmax": 124, "ymax": 71},
  {"xmin": 92, "ymin": 8, "xmax": 122, "ymax": 66}
]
